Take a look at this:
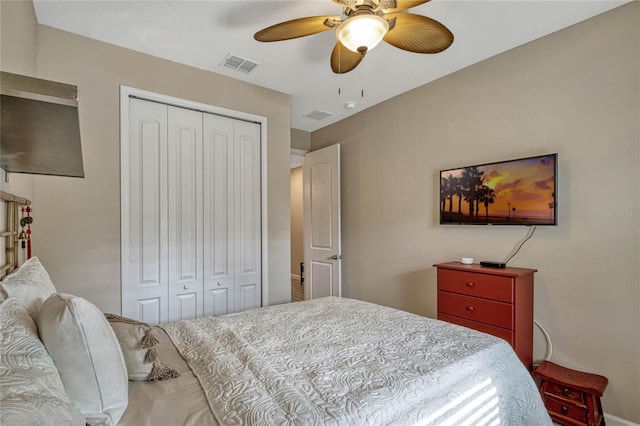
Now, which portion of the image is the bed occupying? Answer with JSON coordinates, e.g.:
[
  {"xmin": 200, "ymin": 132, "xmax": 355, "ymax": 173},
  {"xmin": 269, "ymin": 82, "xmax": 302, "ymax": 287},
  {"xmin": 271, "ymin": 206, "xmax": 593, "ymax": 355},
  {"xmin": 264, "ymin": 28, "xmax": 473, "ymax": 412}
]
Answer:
[
  {"xmin": 119, "ymin": 297, "xmax": 551, "ymax": 425},
  {"xmin": 1, "ymin": 268, "xmax": 551, "ymax": 426},
  {"xmin": 1, "ymin": 192, "xmax": 551, "ymax": 425}
]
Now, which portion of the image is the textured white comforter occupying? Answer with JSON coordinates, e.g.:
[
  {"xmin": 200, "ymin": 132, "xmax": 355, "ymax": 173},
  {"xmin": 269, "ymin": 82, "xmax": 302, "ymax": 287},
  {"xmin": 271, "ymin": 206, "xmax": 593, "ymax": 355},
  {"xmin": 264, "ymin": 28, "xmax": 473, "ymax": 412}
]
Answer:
[{"xmin": 162, "ymin": 297, "xmax": 551, "ymax": 426}]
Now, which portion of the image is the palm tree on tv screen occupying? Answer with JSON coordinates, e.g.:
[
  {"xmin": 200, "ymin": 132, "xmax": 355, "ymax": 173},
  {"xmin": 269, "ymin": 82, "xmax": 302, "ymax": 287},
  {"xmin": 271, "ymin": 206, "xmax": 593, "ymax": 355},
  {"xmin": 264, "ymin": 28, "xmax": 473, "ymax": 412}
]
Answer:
[
  {"xmin": 460, "ymin": 166, "xmax": 484, "ymax": 218},
  {"xmin": 479, "ymin": 186, "xmax": 496, "ymax": 220},
  {"xmin": 445, "ymin": 175, "xmax": 459, "ymax": 212},
  {"xmin": 440, "ymin": 176, "xmax": 449, "ymax": 212},
  {"xmin": 454, "ymin": 179, "xmax": 463, "ymax": 214}
]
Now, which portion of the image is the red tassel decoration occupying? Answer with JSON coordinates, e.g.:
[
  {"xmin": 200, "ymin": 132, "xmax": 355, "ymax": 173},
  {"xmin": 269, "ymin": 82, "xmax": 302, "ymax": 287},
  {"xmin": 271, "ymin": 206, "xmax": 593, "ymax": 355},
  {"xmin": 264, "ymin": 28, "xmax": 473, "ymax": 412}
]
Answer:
[{"xmin": 25, "ymin": 206, "xmax": 32, "ymax": 259}]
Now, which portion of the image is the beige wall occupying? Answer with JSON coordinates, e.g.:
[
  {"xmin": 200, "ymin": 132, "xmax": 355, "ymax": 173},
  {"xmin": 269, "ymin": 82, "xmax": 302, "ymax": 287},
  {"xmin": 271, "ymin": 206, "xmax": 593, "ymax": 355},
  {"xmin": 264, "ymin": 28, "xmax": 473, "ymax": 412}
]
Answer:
[
  {"xmin": 0, "ymin": 0, "xmax": 37, "ymax": 211},
  {"xmin": 0, "ymin": 0, "xmax": 37, "ymax": 75},
  {"xmin": 1, "ymin": 1, "xmax": 292, "ymax": 312},
  {"xmin": 290, "ymin": 167, "xmax": 304, "ymax": 276},
  {"xmin": 1, "ymin": 0, "xmax": 36, "ymax": 267},
  {"xmin": 291, "ymin": 128, "xmax": 311, "ymax": 151},
  {"xmin": 312, "ymin": 3, "xmax": 639, "ymax": 421}
]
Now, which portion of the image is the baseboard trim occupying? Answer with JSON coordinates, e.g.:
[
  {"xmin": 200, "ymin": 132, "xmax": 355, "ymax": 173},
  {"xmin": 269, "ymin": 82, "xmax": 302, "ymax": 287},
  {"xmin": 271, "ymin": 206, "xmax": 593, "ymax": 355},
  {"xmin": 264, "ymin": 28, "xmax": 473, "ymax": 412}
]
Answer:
[{"xmin": 605, "ymin": 412, "xmax": 639, "ymax": 426}]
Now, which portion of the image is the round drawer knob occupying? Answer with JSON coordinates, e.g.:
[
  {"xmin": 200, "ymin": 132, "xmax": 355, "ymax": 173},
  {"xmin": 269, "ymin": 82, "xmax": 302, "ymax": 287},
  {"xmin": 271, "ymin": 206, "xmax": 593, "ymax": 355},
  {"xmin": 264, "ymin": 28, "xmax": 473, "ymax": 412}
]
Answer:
[
  {"xmin": 183, "ymin": 285, "xmax": 190, "ymax": 290},
  {"xmin": 561, "ymin": 406, "xmax": 568, "ymax": 415},
  {"xmin": 562, "ymin": 388, "xmax": 569, "ymax": 397},
  {"xmin": 465, "ymin": 306, "xmax": 475, "ymax": 312},
  {"xmin": 466, "ymin": 281, "xmax": 475, "ymax": 287}
]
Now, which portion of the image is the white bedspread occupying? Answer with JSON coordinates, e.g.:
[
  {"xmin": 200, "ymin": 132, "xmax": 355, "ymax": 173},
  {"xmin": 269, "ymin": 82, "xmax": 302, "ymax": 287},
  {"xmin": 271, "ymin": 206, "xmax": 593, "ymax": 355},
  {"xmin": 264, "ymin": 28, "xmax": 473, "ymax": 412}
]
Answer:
[{"xmin": 162, "ymin": 297, "xmax": 551, "ymax": 426}]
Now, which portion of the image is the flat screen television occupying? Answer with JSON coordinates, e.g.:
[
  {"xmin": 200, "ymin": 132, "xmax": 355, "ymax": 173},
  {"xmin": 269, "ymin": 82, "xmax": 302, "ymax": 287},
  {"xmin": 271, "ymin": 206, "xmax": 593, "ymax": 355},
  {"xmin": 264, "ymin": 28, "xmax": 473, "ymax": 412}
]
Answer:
[{"xmin": 439, "ymin": 153, "xmax": 557, "ymax": 225}]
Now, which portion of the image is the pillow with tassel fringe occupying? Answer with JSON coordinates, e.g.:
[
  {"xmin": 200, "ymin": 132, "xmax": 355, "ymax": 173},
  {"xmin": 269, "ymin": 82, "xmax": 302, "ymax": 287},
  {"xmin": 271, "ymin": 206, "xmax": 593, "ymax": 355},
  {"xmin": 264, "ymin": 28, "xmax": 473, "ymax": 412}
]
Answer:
[{"xmin": 104, "ymin": 313, "xmax": 180, "ymax": 381}]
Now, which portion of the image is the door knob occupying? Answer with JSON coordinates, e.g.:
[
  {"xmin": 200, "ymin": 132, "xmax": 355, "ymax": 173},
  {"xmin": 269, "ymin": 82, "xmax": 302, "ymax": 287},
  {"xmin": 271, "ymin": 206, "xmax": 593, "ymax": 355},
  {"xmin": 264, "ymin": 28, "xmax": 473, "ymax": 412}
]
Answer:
[
  {"xmin": 183, "ymin": 285, "xmax": 190, "ymax": 290},
  {"xmin": 217, "ymin": 281, "xmax": 223, "ymax": 287},
  {"xmin": 330, "ymin": 255, "xmax": 342, "ymax": 260}
]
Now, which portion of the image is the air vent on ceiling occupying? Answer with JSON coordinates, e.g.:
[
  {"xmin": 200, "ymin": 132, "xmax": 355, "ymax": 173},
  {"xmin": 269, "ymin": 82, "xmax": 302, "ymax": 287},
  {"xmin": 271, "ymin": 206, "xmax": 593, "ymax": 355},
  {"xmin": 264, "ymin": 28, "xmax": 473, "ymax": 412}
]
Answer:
[
  {"xmin": 303, "ymin": 109, "xmax": 334, "ymax": 121},
  {"xmin": 220, "ymin": 54, "xmax": 260, "ymax": 73}
]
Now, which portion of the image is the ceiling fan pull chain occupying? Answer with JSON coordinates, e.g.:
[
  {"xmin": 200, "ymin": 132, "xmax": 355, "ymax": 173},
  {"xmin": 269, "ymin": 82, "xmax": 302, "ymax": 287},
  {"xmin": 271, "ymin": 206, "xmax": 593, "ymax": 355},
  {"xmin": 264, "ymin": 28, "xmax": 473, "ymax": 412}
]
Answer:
[{"xmin": 338, "ymin": 46, "xmax": 342, "ymax": 95}]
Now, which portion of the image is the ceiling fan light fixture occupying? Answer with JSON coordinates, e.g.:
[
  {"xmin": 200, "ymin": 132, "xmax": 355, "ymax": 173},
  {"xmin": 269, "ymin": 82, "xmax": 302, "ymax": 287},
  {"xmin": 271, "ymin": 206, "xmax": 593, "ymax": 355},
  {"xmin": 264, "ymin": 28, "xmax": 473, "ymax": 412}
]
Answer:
[{"xmin": 336, "ymin": 14, "xmax": 389, "ymax": 53}]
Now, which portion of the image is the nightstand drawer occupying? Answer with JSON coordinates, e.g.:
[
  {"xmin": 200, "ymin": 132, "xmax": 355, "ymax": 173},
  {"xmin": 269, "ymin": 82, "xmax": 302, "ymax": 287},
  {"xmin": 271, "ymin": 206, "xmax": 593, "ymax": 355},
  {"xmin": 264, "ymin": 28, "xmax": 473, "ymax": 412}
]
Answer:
[
  {"xmin": 438, "ymin": 291, "xmax": 513, "ymax": 329},
  {"xmin": 545, "ymin": 381, "xmax": 585, "ymax": 404},
  {"xmin": 438, "ymin": 313, "xmax": 514, "ymax": 344},
  {"xmin": 437, "ymin": 269, "xmax": 514, "ymax": 303},
  {"xmin": 543, "ymin": 394, "xmax": 588, "ymax": 423}
]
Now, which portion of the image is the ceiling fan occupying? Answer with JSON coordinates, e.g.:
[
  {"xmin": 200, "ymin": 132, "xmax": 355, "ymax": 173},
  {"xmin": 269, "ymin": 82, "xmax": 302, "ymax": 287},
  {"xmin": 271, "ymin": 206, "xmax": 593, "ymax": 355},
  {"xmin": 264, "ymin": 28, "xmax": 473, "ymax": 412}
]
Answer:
[{"xmin": 254, "ymin": 0, "xmax": 454, "ymax": 74}]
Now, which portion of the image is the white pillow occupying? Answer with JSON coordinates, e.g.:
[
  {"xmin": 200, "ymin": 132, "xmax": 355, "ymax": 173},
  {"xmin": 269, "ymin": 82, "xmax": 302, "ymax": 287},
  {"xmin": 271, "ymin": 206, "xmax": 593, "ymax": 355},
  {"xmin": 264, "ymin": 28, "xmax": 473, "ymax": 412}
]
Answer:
[
  {"xmin": 37, "ymin": 293, "xmax": 128, "ymax": 426},
  {"xmin": 0, "ymin": 257, "xmax": 56, "ymax": 319},
  {"xmin": 0, "ymin": 297, "xmax": 85, "ymax": 426}
]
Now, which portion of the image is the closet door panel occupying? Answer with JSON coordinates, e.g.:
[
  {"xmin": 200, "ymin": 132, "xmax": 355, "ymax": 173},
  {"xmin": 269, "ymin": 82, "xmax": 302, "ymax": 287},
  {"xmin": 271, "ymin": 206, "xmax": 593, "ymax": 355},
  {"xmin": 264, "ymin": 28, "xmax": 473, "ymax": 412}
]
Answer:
[
  {"xmin": 137, "ymin": 298, "xmax": 162, "ymax": 326},
  {"xmin": 168, "ymin": 106, "xmax": 203, "ymax": 322},
  {"xmin": 234, "ymin": 120, "xmax": 261, "ymax": 312},
  {"xmin": 207, "ymin": 287, "xmax": 231, "ymax": 317},
  {"xmin": 176, "ymin": 292, "xmax": 198, "ymax": 320},
  {"xmin": 202, "ymin": 114, "xmax": 235, "ymax": 316},
  {"xmin": 239, "ymin": 284, "xmax": 258, "ymax": 312},
  {"xmin": 123, "ymin": 99, "xmax": 169, "ymax": 324}
]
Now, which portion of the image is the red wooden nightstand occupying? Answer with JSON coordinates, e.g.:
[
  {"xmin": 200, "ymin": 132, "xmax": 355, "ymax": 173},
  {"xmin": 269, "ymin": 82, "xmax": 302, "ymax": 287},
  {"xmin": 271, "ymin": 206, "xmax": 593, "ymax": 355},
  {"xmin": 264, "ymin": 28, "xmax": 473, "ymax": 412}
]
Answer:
[
  {"xmin": 434, "ymin": 262, "xmax": 536, "ymax": 370},
  {"xmin": 533, "ymin": 361, "xmax": 608, "ymax": 426}
]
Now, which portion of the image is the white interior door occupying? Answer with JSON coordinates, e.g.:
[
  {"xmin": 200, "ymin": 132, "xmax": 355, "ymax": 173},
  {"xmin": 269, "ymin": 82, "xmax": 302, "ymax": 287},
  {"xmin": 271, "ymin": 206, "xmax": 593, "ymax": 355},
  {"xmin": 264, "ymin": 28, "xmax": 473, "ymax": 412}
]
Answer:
[
  {"xmin": 303, "ymin": 144, "xmax": 341, "ymax": 300},
  {"xmin": 167, "ymin": 106, "xmax": 203, "ymax": 322},
  {"xmin": 234, "ymin": 119, "xmax": 262, "ymax": 312},
  {"xmin": 122, "ymin": 98, "xmax": 169, "ymax": 325},
  {"xmin": 202, "ymin": 113, "xmax": 235, "ymax": 317}
]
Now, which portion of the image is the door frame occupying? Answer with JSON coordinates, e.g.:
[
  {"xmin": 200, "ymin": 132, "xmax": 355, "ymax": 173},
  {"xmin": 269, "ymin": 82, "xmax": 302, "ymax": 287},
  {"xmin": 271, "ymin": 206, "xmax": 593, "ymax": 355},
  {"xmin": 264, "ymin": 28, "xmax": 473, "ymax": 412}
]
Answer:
[{"xmin": 119, "ymin": 85, "xmax": 270, "ymax": 309}]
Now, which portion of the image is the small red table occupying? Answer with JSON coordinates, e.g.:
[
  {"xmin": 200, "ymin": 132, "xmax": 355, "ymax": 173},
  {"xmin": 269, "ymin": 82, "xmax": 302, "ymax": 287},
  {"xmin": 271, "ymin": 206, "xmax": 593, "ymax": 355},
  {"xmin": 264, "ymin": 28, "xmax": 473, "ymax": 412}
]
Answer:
[{"xmin": 533, "ymin": 361, "xmax": 608, "ymax": 426}]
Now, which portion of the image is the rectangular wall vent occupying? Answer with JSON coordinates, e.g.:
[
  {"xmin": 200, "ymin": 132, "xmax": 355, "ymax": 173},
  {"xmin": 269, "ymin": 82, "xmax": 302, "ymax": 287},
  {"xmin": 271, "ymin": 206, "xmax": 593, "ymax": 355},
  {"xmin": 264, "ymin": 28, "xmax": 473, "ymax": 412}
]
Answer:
[
  {"xmin": 220, "ymin": 54, "xmax": 260, "ymax": 73},
  {"xmin": 304, "ymin": 109, "xmax": 334, "ymax": 121}
]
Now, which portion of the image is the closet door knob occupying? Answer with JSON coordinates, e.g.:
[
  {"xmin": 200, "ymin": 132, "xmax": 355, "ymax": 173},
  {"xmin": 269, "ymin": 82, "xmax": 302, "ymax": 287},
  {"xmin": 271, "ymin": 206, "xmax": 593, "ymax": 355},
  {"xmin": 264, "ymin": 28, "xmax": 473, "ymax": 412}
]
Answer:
[
  {"xmin": 217, "ymin": 281, "xmax": 223, "ymax": 287},
  {"xmin": 183, "ymin": 285, "xmax": 190, "ymax": 290}
]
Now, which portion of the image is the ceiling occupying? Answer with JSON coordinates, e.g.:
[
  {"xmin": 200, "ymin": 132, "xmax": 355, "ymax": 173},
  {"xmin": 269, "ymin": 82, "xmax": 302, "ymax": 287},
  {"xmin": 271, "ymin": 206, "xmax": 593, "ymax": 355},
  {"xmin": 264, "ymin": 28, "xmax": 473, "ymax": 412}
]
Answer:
[{"xmin": 32, "ymin": 0, "xmax": 628, "ymax": 132}]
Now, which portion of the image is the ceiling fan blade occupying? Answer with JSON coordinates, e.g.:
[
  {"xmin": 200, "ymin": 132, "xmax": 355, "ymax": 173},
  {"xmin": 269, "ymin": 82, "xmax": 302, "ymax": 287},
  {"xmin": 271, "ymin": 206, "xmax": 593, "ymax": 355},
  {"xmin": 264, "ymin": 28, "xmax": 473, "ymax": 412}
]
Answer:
[
  {"xmin": 254, "ymin": 16, "xmax": 341, "ymax": 42},
  {"xmin": 330, "ymin": 41, "xmax": 365, "ymax": 74},
  {"xmin": 379, "ymin": 1, "xmax": 431, "ymax": 13},
  {"xmin": 383, "ymin": 13, "xmax": 453, "ymax": 53}
]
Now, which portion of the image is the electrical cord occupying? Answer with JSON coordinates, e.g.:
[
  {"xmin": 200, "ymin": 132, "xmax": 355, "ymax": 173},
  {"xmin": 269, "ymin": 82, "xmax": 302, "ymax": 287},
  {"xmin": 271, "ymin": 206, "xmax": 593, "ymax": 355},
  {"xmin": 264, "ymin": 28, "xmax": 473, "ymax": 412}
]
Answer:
[
  {"xmin": 501, "ymin": 225, "xmax": 552, "ymax": 367},
  {"xmin": 503, "ymin": 225, "xmax": 537, "ymax": 265},
  {"xmin": 533, "ymin": 319, "xmax": 553, "ymax": 365}
]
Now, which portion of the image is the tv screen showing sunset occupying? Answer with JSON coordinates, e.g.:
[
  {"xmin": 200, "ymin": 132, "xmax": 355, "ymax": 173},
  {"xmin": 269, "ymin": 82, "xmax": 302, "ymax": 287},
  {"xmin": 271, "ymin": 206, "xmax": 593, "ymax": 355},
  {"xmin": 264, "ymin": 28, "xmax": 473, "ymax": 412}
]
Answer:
[{"xmin": 440, "ymin": 154, "xmax": 557, "ymax": 225}]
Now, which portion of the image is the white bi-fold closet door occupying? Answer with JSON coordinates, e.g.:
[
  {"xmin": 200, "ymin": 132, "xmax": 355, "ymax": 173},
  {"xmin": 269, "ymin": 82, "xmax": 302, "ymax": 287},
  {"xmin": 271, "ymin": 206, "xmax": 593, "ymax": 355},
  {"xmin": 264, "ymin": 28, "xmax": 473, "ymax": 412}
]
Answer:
[{"xmin": 122, "ymin": 97, "xmax": 261, "ymax": 324}]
